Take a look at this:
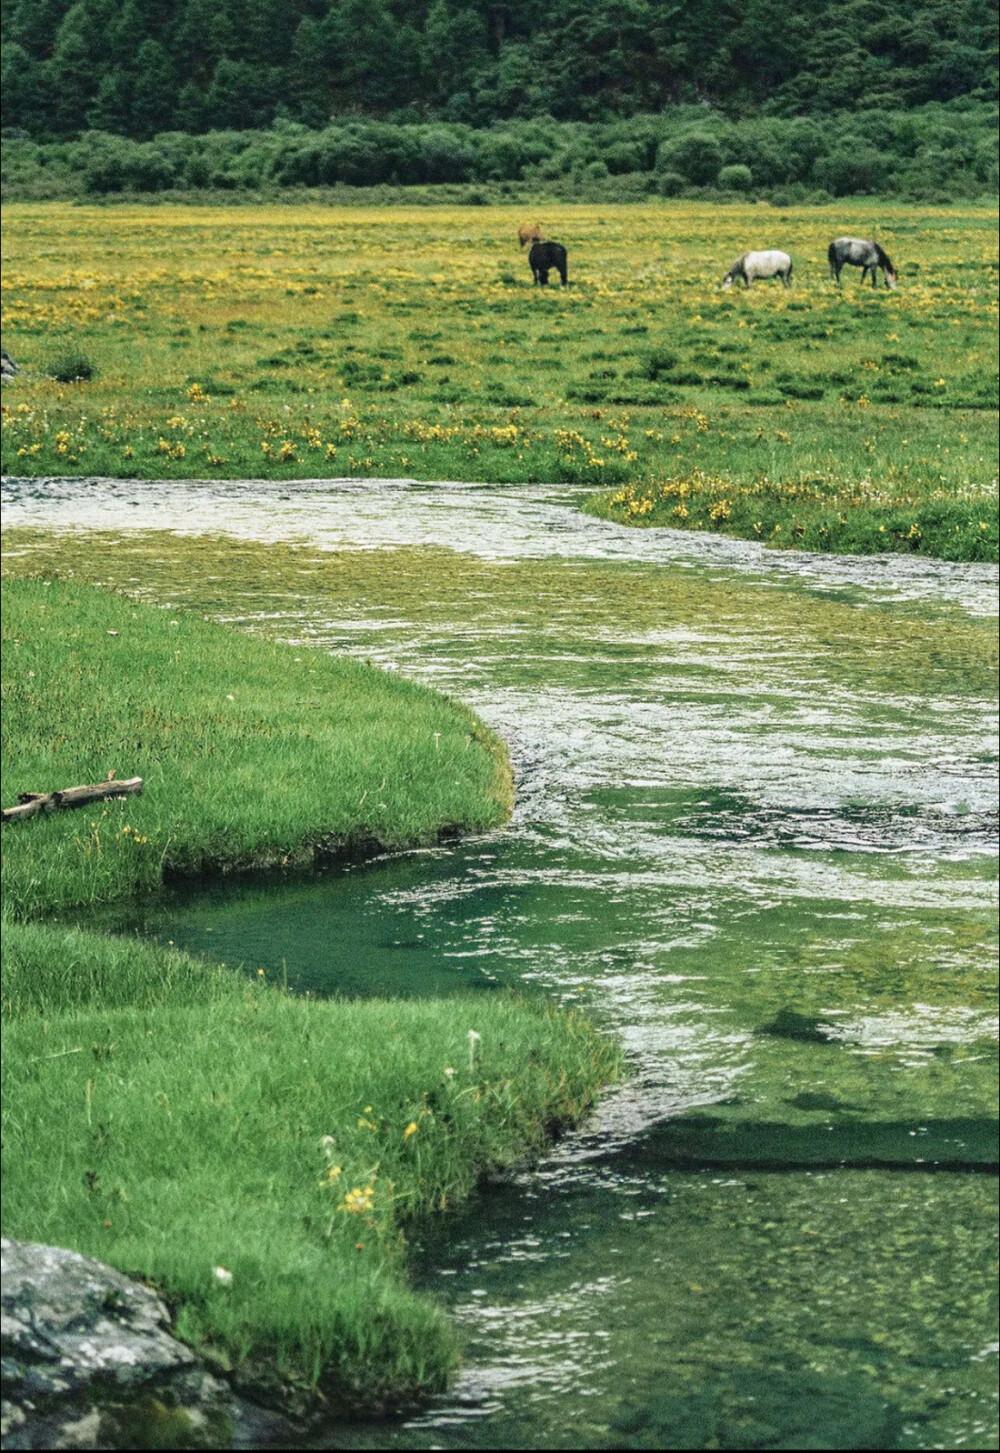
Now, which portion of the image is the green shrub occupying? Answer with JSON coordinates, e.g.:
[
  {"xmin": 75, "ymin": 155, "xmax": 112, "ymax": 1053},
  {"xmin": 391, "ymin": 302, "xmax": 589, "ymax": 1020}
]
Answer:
[
  {"xmin": 718, "ymin": 163, "xmax": 753, "ymax": 191},
  {"xmin": 640, "ymin": 347, "xmax": 679, "ymax": 380},
  {"xmin": 656, "ymin": 169, "xmax": 686, "ymax": 197},
  {"xmin": 657, "ymin": 132, "xmax": 724, "ymax": 186},
  {"xmin": 814, "ymin": 143, "xmax": 891, "ymax": 196},
  {"xmin": 45, "ymin": 352, "xmax": 96, "ymax": 383}
]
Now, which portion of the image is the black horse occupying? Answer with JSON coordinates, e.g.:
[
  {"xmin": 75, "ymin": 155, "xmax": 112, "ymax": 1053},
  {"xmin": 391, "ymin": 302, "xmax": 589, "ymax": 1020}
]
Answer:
[
  {"xmin": 828, "ymin": 237, "xmax": 897, "ymax": 289},
  {"xmin": 529, "ymin": 240, "xmax": 568, "ymax": 287}
]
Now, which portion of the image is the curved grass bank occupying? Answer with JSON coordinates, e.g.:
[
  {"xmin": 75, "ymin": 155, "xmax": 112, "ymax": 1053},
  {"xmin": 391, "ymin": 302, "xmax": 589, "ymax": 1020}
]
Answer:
[
  {"xmin": 0, "ymin": 575, "xmax": 621, "ymax": 1414},
  {"xmin": 583, "ymin": 475, "xmax": 998, "ymax": 562},
  {"xmin": 2, "ymin": 576, "xmax": 513, "ymax": 920},
  {"xmin": 2, "ymin": 922, "xmax": 617, "ymax": 1412}
]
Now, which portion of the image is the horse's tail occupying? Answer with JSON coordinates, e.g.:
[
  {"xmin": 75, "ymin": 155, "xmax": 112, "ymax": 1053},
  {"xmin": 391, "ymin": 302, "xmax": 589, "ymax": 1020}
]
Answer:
[{"xmin": 827, "ymin": 241, "xmax": 838, "ymax": 274}]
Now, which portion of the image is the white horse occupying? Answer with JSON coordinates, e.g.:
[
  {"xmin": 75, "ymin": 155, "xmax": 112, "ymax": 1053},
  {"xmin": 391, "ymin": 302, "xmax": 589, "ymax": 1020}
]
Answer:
[{"xmin": 722, "ymin": 250, "xmax": 793, "ymax": 289}]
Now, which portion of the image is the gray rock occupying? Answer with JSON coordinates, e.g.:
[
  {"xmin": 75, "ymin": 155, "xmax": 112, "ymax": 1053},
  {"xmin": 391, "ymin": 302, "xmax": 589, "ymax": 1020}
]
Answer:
[
  {"xmin": 1, "ymin": 1238, "xmax": 231, "ymax": 1449},
  {"xmin": 1, "ymin": 349, "xmax": 18, "ymax": 381}
]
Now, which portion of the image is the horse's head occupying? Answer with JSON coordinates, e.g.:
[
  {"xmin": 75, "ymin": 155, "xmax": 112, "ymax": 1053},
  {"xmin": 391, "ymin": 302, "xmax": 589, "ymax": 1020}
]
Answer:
[
  {"xmin": 721, "ymin": 270, "xmax": 735, "ymax": 290},
  {"xmin": 875, "ymin": 245, "xmax": 897, "ymax": 288}
]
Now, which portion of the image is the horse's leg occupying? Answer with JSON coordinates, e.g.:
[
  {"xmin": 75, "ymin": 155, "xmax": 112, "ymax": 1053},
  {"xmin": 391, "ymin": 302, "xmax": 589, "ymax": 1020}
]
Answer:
[
  {"xmin": 539, "ymin": 268, "xmax": 549, "ymax": 287},
  {"xmin": 782, "ymin": 264, "xmax": 792, "ymax": 288}
]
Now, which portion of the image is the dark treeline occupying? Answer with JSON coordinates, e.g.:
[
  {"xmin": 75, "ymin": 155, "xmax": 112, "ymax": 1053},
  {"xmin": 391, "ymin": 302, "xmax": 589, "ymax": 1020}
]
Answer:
[
  {"xmin": 1, "ymin": 0, "xmax": 996, "ymax": 141},
  {"xmin": 3, "ymin": 104, "xmax": 997, "ymax": 201}
]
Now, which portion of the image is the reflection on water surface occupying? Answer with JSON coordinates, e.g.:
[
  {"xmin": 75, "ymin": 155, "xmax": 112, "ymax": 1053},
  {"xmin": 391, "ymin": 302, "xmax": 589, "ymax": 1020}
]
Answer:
[{"xmin": 3, "ymin": 477, "xmax": 997, "ymax": 1450}]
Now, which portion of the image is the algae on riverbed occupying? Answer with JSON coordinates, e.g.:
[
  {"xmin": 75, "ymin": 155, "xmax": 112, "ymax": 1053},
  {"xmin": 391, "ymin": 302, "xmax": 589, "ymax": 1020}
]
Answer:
[{"xmin": 3, "ymin": 528, "xmax": 997, "ymax": 701}]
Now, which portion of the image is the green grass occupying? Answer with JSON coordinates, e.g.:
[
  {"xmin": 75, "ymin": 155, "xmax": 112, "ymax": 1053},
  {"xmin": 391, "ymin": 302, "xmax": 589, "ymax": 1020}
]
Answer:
[
  {"xmin": 1, "ymin": 200, "xmax": 996, "ymax": 561},
  {"xmin": 583, "ymin": 468, "xmax": 997, "ymax": 560},
  {"xmin": 1, "ymin": 572, "xmax": 620, "ymax": 1412},
  {"xmin": 2, "ymin": 919, "xmax": 619, "ymax": 1410},
  {"xmin": 1, "ymin": 576, "xmax": 512, "ymax": 920}
]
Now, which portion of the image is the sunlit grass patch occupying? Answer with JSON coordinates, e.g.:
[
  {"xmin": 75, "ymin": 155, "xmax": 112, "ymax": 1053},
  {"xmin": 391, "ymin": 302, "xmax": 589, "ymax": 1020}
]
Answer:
[
  {"xmin": 587, "ymin": 466, "xmax": 998, "ymax": 562},
  {"xmin": 1, "ymin": 199, "xmax": 996, "ymax": 558}
]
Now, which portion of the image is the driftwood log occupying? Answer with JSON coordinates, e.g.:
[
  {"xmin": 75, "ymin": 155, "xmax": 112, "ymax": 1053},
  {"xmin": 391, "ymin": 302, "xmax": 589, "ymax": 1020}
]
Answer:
[{"xmin": 1, "ymin": 775, "xmax": 143, "ymax": 823}]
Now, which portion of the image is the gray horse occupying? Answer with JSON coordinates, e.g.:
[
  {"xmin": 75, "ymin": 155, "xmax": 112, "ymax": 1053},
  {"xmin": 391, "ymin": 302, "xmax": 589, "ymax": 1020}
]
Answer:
[{"xmin": 828, "ymin": 237, "xmax": 897, "ymax": 289}]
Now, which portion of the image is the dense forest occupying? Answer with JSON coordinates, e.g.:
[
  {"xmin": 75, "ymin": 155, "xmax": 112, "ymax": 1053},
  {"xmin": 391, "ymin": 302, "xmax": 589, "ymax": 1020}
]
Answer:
[
  {"xmin": 2, "ymin": 0, "xmax": 996, "ymax": 138},
  {"xmin": 2, "ymin": 0, "xmax": 997, "ymax": 199}
]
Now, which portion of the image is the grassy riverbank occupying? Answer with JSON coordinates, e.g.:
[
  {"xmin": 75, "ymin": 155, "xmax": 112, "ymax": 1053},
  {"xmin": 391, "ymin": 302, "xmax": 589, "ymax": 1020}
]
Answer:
[
  {"xmin": 3, "ymin": 921, "xmax": 616, "ymax": 1410},
  {"xmin": 1, "ymin": 201, "xmax": 996, "ymax": 561},
  {"xmin": 1, "ymin": 573, "xmax": 620, "ymax": 1411},
  {"xmin": 583, "ymin": 471, "xmax": 996, "ymax": 559},
  {"xmin": 2, "ymin": 576, "xmax": 513, "ymax": 920}
]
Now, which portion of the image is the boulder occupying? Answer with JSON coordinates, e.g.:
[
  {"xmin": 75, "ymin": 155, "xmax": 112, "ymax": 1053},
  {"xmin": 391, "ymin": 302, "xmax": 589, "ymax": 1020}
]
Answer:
[
  {"xmin": 1, "ymin": 348, "xmax": 18, "ymax": 381},
  {"xmin": 1, "ymin": 1238, "xmax": 231, "ymax": 1449}
]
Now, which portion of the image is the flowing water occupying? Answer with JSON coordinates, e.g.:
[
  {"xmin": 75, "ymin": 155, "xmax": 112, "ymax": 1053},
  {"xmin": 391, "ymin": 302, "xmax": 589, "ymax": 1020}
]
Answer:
[{"xmin": 3, "ymin": 477, "xmax": 998, "ymax": 1451}]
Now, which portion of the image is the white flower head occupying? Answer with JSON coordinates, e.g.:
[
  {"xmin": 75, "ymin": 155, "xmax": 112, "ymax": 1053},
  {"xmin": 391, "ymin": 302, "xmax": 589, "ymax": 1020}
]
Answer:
[{"xmin": 213, "ymin": 1266, "xmax": 233, "ymax": 1286}]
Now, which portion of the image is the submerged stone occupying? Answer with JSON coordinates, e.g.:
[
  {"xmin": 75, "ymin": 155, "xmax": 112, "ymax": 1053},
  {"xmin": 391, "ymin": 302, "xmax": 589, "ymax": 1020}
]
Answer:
[
  {"xmin": 620, "ymin": 1114, "xmax": 999, "ymax": 1169},
  {"xmin": 609, "ymin": 1368, "xmax": 909, "ymax": 1450},
  {"xmin": 757, "ymin": 1010, "xmax": 840, "ymax": 1044}
]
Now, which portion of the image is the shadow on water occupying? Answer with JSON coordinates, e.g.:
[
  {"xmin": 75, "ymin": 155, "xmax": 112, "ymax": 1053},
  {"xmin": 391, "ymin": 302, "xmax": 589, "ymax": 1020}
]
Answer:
[{"xmin": 6, "ymin": 478, "xmax": 998, "ymax": 1450}]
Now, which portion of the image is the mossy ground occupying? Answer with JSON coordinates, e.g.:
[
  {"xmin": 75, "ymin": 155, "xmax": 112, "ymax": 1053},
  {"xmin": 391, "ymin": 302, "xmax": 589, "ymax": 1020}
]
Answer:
[{"xmin": 1, "ymin": 200, "xmax": 996, "ymax": 560}]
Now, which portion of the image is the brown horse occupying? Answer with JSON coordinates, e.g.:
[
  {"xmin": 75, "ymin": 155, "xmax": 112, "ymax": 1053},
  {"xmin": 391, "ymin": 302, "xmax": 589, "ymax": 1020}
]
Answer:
[{"xmin": 518, "ymin": 222, "xmax": 545, "ymax": 249}]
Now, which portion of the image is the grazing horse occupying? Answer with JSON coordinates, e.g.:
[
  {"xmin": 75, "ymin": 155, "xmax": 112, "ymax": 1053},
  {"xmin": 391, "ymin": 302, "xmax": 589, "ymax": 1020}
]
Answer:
[
  {"xmin": 518, "ymin": 222, "xmax": 545, "ymax": 249},
  {"xmin": 529, "ymin": 240, "xmax": 568, "ymax": 287},
  {"xmin": 721, "ymin": 250, "xmax": 793, "ymax": 290},
  {"xmin": 828, "ymin": 237, "xmax": 897, "ymax": 289}
]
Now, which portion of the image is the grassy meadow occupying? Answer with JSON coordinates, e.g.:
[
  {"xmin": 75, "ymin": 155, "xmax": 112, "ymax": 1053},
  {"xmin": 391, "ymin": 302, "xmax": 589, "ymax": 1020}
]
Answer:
[
  {"xmin": 0, "ymin": 573, "xmax": 619, "ymax": 1411},
  {"xmin": 1, "ymin": 200, "xmax": 997, "ymax": 560}
]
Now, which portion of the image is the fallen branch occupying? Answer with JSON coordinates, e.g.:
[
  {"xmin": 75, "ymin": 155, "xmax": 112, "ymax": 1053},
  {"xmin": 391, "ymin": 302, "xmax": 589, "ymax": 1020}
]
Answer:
[{"xmin": 2, "ymin": 776, "xmax": 143, "ymax": 823}]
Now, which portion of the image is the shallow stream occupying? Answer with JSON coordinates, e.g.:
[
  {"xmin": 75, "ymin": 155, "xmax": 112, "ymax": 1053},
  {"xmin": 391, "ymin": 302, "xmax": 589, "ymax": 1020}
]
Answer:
[{"xmin": 3, "ymin": 477, "xmax": 998, "ymax": 1450}]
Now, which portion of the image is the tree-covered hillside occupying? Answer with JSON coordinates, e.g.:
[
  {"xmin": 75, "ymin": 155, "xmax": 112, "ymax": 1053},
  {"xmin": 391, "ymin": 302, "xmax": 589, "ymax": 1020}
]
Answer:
[{"xmin": 2, "ymin": 0, "xmax": 997, "ymax": 139}]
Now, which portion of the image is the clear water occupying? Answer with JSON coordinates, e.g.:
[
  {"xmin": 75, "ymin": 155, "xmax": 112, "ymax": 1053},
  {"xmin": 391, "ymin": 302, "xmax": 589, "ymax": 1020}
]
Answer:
[{"xmin": 3, "ymin": 476, "xmax": 997, "ymax": 1450}]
